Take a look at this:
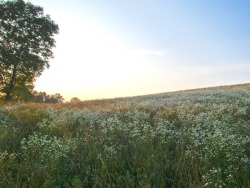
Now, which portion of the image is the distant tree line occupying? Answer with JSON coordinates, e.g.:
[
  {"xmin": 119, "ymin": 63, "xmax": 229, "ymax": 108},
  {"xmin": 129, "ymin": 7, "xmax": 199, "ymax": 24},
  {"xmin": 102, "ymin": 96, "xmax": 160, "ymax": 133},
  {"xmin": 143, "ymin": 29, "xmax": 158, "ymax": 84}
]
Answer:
[
  {"xmin": 33, "ymin": 91, "xmax": 64, "ymax": 103},
  {"xmin": 0, "ymin": 89, "xmax": 64, "ymax": 103}
]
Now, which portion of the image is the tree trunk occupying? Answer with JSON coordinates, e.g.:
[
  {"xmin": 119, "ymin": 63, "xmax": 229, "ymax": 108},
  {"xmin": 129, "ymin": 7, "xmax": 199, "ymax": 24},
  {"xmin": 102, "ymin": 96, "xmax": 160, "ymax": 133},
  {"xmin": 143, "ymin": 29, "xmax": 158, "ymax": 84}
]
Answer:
[{"xmin": 5, "ymin": 64, "xmax": 17, "ymax": 101}]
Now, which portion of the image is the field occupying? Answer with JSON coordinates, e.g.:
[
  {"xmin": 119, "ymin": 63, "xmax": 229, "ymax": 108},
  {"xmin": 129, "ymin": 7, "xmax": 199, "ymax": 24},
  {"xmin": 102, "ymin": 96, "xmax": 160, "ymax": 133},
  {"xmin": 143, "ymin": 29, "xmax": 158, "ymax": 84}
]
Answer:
[{"xmin": 0, "ymin": 83, "xmax": 249, "ymax": 187}]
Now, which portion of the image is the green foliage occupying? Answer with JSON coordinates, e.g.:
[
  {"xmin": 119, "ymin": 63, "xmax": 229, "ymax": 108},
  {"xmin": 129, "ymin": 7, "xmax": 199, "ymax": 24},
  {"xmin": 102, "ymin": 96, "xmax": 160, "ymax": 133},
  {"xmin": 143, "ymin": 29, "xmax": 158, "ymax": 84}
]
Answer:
[
  {"xmin": 33, "ymin": 91, "xmax": 64, "ymax": 103},
  {"xmin": 70, "ymin": 97, "xmax": 82, "ymax": 104},
  {"xmin": 0, "ymin": 84, "xmax": 249, "ymax": 187},
  {"xmin": 0, "ymin": 0, "xmax": 59, "ymax": 101}
]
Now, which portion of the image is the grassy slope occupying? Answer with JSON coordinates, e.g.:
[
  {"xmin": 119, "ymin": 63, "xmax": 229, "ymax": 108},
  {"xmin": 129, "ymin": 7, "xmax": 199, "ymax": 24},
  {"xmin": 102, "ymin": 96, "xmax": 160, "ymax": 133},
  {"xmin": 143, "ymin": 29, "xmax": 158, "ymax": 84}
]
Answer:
[
  {"xmin": 60, "ymin": 82, "xmax": 250, "ymax": 109},
  {"xmin": 0, "ymin": 83, "xmax": 249, "ymax": 187}
]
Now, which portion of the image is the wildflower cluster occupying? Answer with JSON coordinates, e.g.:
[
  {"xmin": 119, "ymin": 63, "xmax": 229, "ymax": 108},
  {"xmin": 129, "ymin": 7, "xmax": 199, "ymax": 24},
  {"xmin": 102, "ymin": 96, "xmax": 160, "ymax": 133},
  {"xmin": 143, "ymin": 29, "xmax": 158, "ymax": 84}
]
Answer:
[
  {"xmin": 0, "ymin": 83, "xmax": 249, "ymax": 187},
  {"xmin": 21, "ymin": 132, "xmax": 76, "ymax": 162}
]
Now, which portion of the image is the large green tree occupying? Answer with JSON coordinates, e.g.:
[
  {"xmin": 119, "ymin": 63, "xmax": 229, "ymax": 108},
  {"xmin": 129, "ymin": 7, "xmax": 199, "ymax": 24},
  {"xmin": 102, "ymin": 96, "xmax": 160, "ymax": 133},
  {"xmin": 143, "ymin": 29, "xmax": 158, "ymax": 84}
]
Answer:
[{"xmin": 0, "ymin": 0, "xmax": 59, "ymax": 101}]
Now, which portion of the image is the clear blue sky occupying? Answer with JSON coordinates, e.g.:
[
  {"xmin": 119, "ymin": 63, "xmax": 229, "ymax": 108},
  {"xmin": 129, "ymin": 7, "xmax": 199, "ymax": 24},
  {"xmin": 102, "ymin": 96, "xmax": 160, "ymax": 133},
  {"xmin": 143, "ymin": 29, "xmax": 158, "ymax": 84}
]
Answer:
[{"xmin": 31, "ymin": 0, "xmax": 250, "ymax": 100}]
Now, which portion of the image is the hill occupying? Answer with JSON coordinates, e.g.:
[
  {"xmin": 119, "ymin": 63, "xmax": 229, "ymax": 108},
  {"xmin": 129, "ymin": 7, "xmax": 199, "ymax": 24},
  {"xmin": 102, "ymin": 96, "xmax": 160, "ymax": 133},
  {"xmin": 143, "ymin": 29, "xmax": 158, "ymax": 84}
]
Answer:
[
  {"xmin": 0, "ymin": 83, "xmax": 249, "ymax": 187},
  {"xmin": 62, "ymin": 82, "xmax": 250, "ymax": 110}
]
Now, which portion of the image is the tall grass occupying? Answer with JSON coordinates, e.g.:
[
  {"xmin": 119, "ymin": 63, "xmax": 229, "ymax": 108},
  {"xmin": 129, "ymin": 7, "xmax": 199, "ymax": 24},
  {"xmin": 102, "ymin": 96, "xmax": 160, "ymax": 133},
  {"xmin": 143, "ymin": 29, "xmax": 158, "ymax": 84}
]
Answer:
[{"xmin": 0, "ymin": 84, "xmax": 249, "ymax": 187}]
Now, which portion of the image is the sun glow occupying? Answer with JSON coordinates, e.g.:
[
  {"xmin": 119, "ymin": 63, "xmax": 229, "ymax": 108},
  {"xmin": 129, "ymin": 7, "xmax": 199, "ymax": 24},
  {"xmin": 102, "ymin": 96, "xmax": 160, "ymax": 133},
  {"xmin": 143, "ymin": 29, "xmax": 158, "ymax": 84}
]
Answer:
[
  {"xmin": 33, "ymin": 0, "xmax": 250, "ymax": 101},
  {"xmin": 35, "ymin": 15, "xmax": 163, "ymax": 100}
]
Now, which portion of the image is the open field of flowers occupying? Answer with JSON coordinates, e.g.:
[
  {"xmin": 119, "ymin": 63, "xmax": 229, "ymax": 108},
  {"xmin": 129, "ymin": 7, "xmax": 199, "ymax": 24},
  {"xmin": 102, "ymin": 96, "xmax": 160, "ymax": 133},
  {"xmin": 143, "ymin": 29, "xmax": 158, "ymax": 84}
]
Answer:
[{"xmin": 0, "ymin": 83, "xmax": 249, "ymax": 187}]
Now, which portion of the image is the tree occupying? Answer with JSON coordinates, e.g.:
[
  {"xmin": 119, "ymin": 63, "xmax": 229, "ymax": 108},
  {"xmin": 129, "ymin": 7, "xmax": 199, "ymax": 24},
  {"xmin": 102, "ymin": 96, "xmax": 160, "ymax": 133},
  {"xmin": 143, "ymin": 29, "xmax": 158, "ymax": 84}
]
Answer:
[
  {"xmin": 0, "ymin": 0, "xmax": 59, "ymax": 101},
  {"xmin": 47, "ymin": 93, "xmax": 64, "ymax": 103},
  {"xmin": 70, "ymin": 97, "xmax": 81, "ymax": 104},
  {"xmin": 32, "ymin": 91, "xmax": 64, "ymax": 103},
  {"xmin": 32, "ymin": 91, "xmax": 48, "ymax": 102}
]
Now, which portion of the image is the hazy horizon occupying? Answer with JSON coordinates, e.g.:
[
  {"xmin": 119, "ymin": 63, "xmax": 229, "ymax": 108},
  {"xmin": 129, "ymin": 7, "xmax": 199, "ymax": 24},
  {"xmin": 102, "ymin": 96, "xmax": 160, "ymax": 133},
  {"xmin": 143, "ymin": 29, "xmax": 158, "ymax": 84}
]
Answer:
[{"xmin": 29, "ymin": 0, "xmax": 250, "ymax": 101}]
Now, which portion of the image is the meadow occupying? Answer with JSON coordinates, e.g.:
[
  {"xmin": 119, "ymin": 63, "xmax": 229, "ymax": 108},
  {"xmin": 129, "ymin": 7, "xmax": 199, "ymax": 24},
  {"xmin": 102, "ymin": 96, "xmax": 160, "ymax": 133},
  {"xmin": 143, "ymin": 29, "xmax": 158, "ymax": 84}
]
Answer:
[{"xmin": 0, "ymin": 83, "xmax": 249, "ymax": 187}]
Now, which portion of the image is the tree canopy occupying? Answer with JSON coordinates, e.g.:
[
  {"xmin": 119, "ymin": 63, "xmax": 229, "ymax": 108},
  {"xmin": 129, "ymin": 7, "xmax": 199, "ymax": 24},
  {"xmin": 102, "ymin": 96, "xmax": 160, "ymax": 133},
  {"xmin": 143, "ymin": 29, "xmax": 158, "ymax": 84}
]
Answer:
[
  {"xmin": 70, "ymin": 97, "xmax": 81, "ymax": 104},
  {"xmin": 0, "ymin": 0, "xmax": 59, "ymax": 101},
  {"xmin": 33, "ymin": 91, "xmax": 64, "ymax": 103}
]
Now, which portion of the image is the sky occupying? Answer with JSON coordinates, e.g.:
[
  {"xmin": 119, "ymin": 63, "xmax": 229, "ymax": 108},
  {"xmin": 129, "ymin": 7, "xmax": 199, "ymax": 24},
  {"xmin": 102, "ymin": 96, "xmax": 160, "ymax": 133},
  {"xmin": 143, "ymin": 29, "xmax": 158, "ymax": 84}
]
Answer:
[{"xmin": 29, "ymin": 0, "xmax": 250, "ymax": 101}]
